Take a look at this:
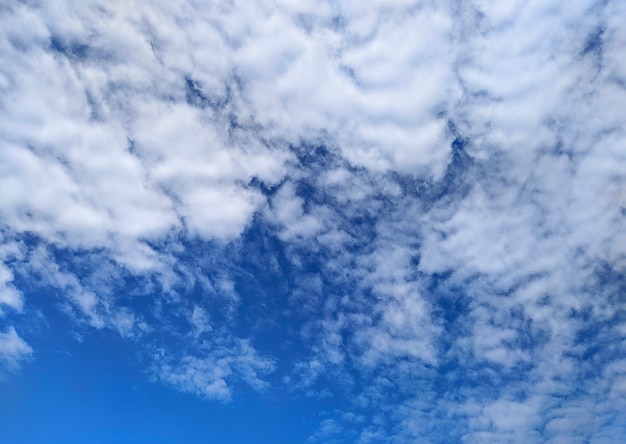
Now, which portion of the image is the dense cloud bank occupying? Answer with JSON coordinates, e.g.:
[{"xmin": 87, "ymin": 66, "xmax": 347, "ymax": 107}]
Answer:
[{"xmin": 1, "ymin": 0, "xmax": 625, "ymax": 442}]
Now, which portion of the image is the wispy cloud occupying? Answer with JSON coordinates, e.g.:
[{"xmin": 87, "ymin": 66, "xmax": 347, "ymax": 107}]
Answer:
[
  {"xmin": 151, "ymin": 336, "xmax": 276, "ymax": 402},
  {"xmin": 0, "ymin": 327, "xmax": 32, "ymax": 377}
]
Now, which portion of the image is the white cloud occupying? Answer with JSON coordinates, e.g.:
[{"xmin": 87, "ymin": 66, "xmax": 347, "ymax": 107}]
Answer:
[
  {"xmin": 0, "ymin": 327, "xmax": 32, "ymax": 376},
  {"xmin": 0, "ymin": 264, "xmax": 21, "ymax": 312},
  {"xmin": 152, "ymin": 337, "xmax": 276, "ymax": 401},
  {"xmin": 266, "ymin": 182, "xmax": 325, "ymax": 241},
  {"xmin": 0, "ymin": 0, "xmax": 625, "ymax": 441},
  {"xmin": 0, "ymin": 237, "xmax": 24, "ymax": 313}
]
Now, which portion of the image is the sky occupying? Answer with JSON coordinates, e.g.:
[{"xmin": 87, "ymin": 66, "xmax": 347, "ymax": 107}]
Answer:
[{"xmin": 0, "ymin": 0, "xmax": 625, "ymax": 442}]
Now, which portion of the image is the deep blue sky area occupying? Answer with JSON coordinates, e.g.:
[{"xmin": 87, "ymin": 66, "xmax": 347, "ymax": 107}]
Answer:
[
  {"xmin": 0, "ymin": 319, "xmax": 321, "ymax": 444},
  {"xmin": 1, "ymin": 0, "xmax": 625, "ymax": 443}
]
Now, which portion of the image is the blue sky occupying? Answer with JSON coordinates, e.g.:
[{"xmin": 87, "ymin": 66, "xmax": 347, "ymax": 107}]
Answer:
[{"xmin": 1, "ymin": 0, "xmax": 626, "ymax": 442}]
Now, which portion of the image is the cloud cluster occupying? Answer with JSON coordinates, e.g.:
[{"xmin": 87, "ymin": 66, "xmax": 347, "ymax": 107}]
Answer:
[
  {"xmin": 1, "ymin": 0, "xmax": 625, "ymax": 441},
  {"xmin": 152, "ymin": 336, "xmax": 276, "ymax": 401}
]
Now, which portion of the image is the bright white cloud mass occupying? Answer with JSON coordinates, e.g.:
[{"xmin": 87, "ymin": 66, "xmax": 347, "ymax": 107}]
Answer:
[{"xmin": 1, "ymin": 0, "xmax": 625, "ymax": 442}]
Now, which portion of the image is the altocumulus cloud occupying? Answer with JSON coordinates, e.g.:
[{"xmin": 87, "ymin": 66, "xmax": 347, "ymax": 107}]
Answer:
[{"xmin": 1, "ymin": 0, "xmax": 625, "ymax": 442}]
